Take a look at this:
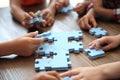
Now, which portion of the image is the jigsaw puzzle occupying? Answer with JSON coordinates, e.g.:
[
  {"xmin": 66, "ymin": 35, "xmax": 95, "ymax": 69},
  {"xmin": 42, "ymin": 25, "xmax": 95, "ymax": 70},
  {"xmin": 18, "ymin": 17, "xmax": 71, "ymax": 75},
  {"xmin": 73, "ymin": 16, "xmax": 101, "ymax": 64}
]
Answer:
[
  {"xmin": 89, "ymin": 27, "xmax": 108, "ymax": 38},
  {"xmin": 35, "ymin": 30, "xmax": 83, "ymax": 71},
  {"xmin": 84, "ymin": 48, "xmax": 105, "ymax": 59}
]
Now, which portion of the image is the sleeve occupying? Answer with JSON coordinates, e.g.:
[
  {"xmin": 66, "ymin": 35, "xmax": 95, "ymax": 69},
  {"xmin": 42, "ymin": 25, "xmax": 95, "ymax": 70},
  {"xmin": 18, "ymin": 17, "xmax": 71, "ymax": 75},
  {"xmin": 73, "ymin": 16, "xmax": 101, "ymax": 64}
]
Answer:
[
  {"xmin": 86, "ymin": 2, "xmax": 93, "ymax": 12},
  {"xmin": 113, "ymin": 8, "xmax": 120, "ymax": 23}
]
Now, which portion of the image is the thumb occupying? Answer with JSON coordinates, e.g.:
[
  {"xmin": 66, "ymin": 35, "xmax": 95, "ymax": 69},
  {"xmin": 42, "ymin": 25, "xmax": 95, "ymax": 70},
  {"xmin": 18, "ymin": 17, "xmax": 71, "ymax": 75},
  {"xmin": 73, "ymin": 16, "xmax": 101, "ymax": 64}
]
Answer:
[
  {"xmin": 25, "ymin": 31, "xmax": 39, "ymax": 37},
  {"xmin": 33, "ymin": 37, "xmax": 45, "ymax": 44},
  {"xmin": 102, "ymin": 43, "xmax": 113, "ymax": 51},
  {"xmin": 41, "ymin": 11, "xmax": 47, "ymax": 17}
]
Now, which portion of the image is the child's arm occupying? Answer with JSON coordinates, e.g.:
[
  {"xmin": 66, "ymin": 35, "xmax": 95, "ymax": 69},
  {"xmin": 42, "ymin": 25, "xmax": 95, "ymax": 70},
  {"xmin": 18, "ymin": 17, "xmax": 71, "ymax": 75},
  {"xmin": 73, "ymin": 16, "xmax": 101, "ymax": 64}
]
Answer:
[
  {"xmin": 60, "ymin": 61, "xmax": 120, "ymax": 80},
  {"xmin": 89, "ymin": 35, "xmax": 120, "ymax": 51},
  {"xmin": 0, "ymin": 31, "xmax": 44, "ymax": 56},
  {"xmin": 10, "ymin": 0, "xmax": 37, "ymax": 28},
  {"xmin": 10, "ymin": 0, "xmax": 25, "ymax": 24},
  {"xmin": 92, "ymin": 0, "xmax": 120, "ymax": 22}
]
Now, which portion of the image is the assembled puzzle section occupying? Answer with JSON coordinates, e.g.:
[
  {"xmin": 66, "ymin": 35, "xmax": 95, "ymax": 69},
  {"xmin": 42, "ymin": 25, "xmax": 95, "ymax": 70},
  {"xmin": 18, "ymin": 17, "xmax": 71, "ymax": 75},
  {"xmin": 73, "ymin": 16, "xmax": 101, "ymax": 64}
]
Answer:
[
  {"xmin": 35, "ymin": 30, "xmax": 83, "ymax": 56},
  {"xmin": 84, "ymin": 48, "xmax": 105, "ymax": 59},
  {"xmin": 35, "ymin": 30, "xmax": 83, "ymax": 71},
  {"xmin": 58, "ymin": 5, "xmax": 73, "ymax": 14},
  {"xmin": 89, "ymin": 27, "xmax": 108, "ymax": 38},
  {"xmin": 35, "ymin": 51, "xmax": 72, "ymax": 71}
]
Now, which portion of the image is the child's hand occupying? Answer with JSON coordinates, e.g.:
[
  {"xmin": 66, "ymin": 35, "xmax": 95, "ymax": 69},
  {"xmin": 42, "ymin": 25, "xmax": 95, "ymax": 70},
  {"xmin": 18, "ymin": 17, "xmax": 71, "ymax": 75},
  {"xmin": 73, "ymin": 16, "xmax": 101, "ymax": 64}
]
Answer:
[
  {"xmin": 73, "ymin": 3, "xmax": 86, "ymax": 16},
  {"xmin": 11, "ymin": 31, "xmax": 44, "ymax": 56},
  {"xmin": 60, "ymin": 66, "xmax": 106, "ymax": 80},
  {"xmin": 22, "ymin": 12, "xmax": 37, "ymax": 28},
  {"xmin": 88, "ymin": 35, "xmax": 120, "ymax": 51},
  {"xmin": 41, "ymin": 8, "xmax": 55, "ymax": 27},
  {"xmin": 56, "ymin": 0, "xmax": 69, "ymax": 9},
  {"xmin": 29, "ymin": 71, "xmax": 60, "ymax": 80},
  {"xmin": 78, "ymin": 8, "xmax": 97, "ymax": 30}
]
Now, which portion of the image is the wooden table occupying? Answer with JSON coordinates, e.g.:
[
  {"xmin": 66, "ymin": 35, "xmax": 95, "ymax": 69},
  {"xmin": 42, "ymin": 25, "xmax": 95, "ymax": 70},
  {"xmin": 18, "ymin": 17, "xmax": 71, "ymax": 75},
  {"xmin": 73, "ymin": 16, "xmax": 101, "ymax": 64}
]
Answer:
[{"xmin": 0, "ymin": 0, "xmax": 120, "ymax": 80}]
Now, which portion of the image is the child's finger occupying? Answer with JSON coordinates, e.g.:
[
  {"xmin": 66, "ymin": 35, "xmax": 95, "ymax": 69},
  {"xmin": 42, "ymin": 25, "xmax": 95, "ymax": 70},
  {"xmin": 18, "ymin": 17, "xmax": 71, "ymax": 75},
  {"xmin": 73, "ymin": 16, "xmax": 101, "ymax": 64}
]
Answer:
[
  {"xmin": 47, "ymin": 71, "xmax": 60, "ymax": 80},
  {"xmin": 41, "ymin": 11, "xmax": 48, "ymax": 17},
  {"xmin": 90, "ymin": 17, "xmax": 97, "ymax": 27},
  {"xmin": 24, "ymin": 12, "xmax": 33, "ymax": 20},
  {"xmin": 25, "ymin": 31, "xmax": 38, "ymax": 37},
  {"xmin": 96, "ymin": 41, "xmax": 101, "ymax": 50},
  {"xmin": 102, "ymin": 44, "xmax": 112, "ymax": 51},
  {"xmin": 47, "ymin": 17, "xmax": 54, "ymax": 26},
  {"xmin": 72, "ymin": 75, "xmax": 83, "ymax": 80},
  {"xmin": 84, "ymin": 18, "xmax": 91, "ymax": 29},
  {"xmin": 40, "ymin": 20, "xmax": 47, "ymax": 27},
  {"xmin": 60, "ymin": 69, "xmax": 79, "ymax": 77},
  {"xmin": 79, "ymin": 20, "xmax": 85, "ymax": 29},
  {"xmin": 29, "ymin": 12, "xmax": 37, "ymax": 18},
  {"xmin": 33, "ymin": 37, "xmax": 45, "ymax": 44},
  {"xmin": 89, "ymin": 42, "xmax": 96, "ymax": 49}
]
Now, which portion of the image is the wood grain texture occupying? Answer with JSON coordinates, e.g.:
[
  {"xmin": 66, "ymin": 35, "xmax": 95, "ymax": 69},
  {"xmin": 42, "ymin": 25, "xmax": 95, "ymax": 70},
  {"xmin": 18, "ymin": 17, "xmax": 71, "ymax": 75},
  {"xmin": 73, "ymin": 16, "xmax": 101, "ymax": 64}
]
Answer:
[{"xmin": 0, "ymin": 0, "xmax": 120, "ymax": 80}]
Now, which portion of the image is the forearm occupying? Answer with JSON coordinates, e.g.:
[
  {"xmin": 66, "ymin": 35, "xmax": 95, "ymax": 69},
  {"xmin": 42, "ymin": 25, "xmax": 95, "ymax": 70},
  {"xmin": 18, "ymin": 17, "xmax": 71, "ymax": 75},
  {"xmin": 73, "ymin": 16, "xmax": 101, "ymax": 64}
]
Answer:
[
  {"xmin": 48, "ymin": 0, "xmax": 57, "ymax": 11},
  {"xmin": 10, "ymin": 0, "xmax": 25, "ymax": 24},
  {"xmin": 0, "ymin": 41, "xmax": 15, "ymax": 56},
  {"xmin": 92, "ymin": 0, "xmax": 114, "ymax": 19},
  {"xmin": 95, "ymin": 7, "xmax": 114, "ymax": 20},
  {"xmin": 100, "ymin": 61, "xmax": 120, "ymax": 79}
]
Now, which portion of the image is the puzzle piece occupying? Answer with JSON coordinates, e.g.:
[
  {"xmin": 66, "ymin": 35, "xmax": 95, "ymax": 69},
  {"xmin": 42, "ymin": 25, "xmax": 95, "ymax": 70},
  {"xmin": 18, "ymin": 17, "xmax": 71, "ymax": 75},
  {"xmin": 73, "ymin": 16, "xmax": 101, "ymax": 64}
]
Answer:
[
  {"xmin": 35, "ymin": 10, "xmax": 42, "ymax": 17},
  {"xmin": 68, "ymin": 41, "xmax": 83, "ymax": 54},
  {"xmin": 89, "ymin": 27, "xmax": 107, "ymax": 38},
  {"xmin": 67, "ymin": 31, "xmax": 82, "ymax": 41},
  {"xmin": 63, "ymin": 76, "xmax": 72, "ymax": 80},
  {"xmin": 58, "ymin": 5, "xmax": 73, "ymax": 14},
  {"xmin": 84, "ymin": 48, "xmax": 105, "ymax": 59},
  {"xmin": 35, "ymin": 31, "xmax": 56, "ymax": 43},
  {"xmin": 29, "ymin": 17, "xmax": 43, "ymax": 24},
  {"xmin": 29, "ymin": 10, "xmax": 43, "ymax": 24}
]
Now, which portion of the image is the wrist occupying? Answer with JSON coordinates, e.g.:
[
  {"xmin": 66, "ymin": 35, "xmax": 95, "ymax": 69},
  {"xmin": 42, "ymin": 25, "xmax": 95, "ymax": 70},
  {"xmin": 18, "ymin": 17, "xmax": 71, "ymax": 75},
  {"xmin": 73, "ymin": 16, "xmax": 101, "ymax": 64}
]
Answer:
[
  {"xmin": 0, "ymin": 41, "xmax": 16, "ymax": 56},
  {"xmin": 97, "ymin": 64, "xmax": 111, "ymax": 80}
]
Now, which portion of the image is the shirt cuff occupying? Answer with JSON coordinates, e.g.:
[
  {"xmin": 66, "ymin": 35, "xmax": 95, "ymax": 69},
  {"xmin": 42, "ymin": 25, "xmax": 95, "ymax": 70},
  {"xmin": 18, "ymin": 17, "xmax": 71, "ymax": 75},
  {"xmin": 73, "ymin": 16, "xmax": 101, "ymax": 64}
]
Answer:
[
  {"xmin": 113, "ymin": 9, "xmax": 120, "ymax": 23},
  {"xmin": 87, "ymin": 2, "xmax": 93, "ymax": 12}
]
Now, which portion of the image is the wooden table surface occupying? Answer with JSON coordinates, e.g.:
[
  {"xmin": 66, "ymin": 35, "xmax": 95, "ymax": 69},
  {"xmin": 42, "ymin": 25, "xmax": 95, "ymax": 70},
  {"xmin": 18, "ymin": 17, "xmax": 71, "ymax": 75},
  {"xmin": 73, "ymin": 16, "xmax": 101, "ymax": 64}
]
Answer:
[{"xmin": 0, "ymin": 0, "xmax": 120, "ymax": 80}]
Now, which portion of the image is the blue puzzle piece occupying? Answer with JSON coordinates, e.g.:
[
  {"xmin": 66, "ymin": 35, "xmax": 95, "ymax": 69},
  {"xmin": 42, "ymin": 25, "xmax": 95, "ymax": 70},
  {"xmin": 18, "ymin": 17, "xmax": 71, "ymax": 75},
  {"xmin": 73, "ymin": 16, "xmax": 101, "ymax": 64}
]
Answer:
[
  {"xmin": 84, "ymin": 48, "xmax": 105, "ymax": 59},
  {"xmin": 29, "ymin": 17, "xmax": 43, "ymax": 24},
  {"xmin": 29, "ymin": 10, "xmax": 43, "ymax": 24},
  {"xmin": 68, "ymin": 41, "xmax": 83, "ymax": 54},
  {"xmin": 35, "ymin": 10, "xmax": 42, "ymax": 17},
  {"xmin": 35, "ymin": 31, "xmax": 55, "ymax": 43},
  {"xmin": 58, "ymin": 5, "xmax": 73, "ymax": 14},
  {"xmin": 89, "ymin": 27, "xmax": 107, "ymax": 38},
  {"xmin": 67, "ymin": 31, "xmax": 82, "ymax": 41}
]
